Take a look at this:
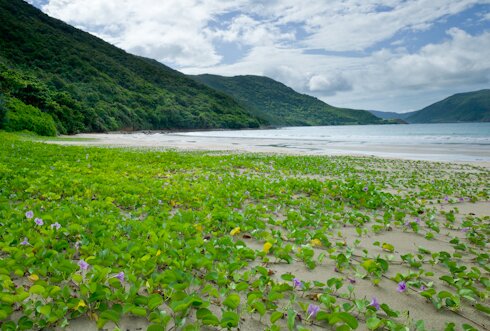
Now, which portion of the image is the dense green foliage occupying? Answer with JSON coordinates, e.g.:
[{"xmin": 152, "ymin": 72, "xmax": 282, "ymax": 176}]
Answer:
[
  {"xmin": 0, "ymin": 0, "xmax": 262, "ymax": 134},
  {"xmin": 192, "ymin": 74, "xmax": 383, "ymax": 126},
  {"xmin": 1, "ymin": 97, "xmax": 57, "ymax": 136},
  {"xmin": 0, "ymin": 132, "xmax": 488, "ymax": 330},
  {"xmin": 407, "ymin": 90, "xmax": 490, "ymax": 123}
]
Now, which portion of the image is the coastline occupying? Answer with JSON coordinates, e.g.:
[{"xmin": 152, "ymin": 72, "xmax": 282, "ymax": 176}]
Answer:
[{"xmin": 45, "ymin": 132, "xmax": 490, "ymax": 167}]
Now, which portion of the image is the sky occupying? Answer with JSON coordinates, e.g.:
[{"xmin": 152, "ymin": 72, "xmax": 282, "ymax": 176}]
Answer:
[{"xmin": 27, "ymin": 0, "xmax": 490, "ymax": 112}]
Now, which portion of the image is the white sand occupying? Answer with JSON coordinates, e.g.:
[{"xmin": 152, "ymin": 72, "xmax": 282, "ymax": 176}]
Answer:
[{"xmin": 47, "ymin": 132, "xmax": 490, "ymax": 165}]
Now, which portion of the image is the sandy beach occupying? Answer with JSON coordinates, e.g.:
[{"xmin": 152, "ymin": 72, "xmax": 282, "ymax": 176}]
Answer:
[
  {"xmin": 47, "ymin": 132, "xmax": 490, "ymax": 166},
  {"xmin": 3, "ymin": 131, "xmax": 488, "ymax": 331},
  {"xmin": 41, "ymin": 132, "xmax": 490, "ymax": 330}
]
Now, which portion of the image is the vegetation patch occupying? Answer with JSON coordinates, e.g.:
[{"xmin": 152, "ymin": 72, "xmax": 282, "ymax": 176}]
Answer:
[{"xmin": 0, "ymin": 132, "xmax": 488, "ymax": 330}]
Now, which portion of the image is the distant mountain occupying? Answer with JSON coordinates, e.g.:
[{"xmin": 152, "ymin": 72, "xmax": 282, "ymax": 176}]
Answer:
[
  {"xmin": 0, "ymin": 0, "xmax": 262, "ymax": 134},
  {"xmin": 407, "ymin": 90, "xmax": 490, "ymax": 123},
  {"xmin": 368, "ymin": 110, "xmax": 416, "ymax": 120},
  {"xmin": 191, "ymin": 74, "xmax": 382, "ymax": 126}
]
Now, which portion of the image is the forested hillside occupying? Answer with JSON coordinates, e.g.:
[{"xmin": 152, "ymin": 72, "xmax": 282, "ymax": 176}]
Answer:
[
  {"xmin": 0, "ymin": 0, "xmax": 262, "ymax": 135},
  {"xmin": 192, "ymin": 74, "xmax": 383, "ymax": 126},
  {"xmin": 406, "ymin": 90, "xmax": 490, "ymax": 123}
]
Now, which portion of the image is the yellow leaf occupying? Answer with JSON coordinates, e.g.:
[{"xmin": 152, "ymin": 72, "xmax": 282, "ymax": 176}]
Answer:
[
  {"xmin": 75, "ymin": 299, "xmax": 86, "ymax": 310},
  {"xmin": 230, "ymin": 227, "xmax": 241, "ymax": 236},
  {"xmin": 28, "ymin": 274, "xmax": 39, "ymax": 282},
  {"xmin": 382, "ymin": 243, "xmax": 395, "ymax": 253},
  {"xmin": 156, "ymin": 249, "xmax": 161, "ymax": 257},
  {"xmin": 263, "ymin": 242, "xmax": 272, "ymax": 253},
  {"xmin": 89, "ymin": 312, "xmax": 98, "ymax": 321},
  {"xmin": 310, "ymin": 239, "xmax": 322, "ymax": 247}
]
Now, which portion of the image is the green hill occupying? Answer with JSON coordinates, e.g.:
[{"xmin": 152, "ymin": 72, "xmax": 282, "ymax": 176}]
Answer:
[
  {"xmin": 191, "ymin": 74, "xmax": 382, "ymax": 126},
  {"xmin": 368, "ymin": 110, "xmax": 416, "ymax": 120},
  {"xmin": 0, "ymin": 0, "xmax": 262, "ymax": 135},
  {"xmin": 406, "ymin": 90, "xmax": 490, "ymax": 123}
]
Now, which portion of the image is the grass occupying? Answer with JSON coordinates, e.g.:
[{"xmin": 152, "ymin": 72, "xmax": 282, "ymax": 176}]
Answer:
[{"xmin": 0, "ymin": 132, "xmax": 488, "ymax": 330}]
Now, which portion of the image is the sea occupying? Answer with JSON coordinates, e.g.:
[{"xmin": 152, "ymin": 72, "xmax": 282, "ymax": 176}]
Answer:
[{"xmin": 177, "ymin": 122, "xmax": 490, "ymax": 162}]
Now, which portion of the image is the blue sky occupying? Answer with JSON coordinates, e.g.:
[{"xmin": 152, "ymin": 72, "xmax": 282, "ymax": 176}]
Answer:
[{"xmin": 28, "ymin": 0, "xmax": 490, "ymax": 112}]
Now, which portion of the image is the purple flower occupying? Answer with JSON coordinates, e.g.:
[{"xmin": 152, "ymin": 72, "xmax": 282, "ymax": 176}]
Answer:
[
  {"xmin": 25, "ymin": 211, "xmax": 34, "ymax": 219},
  {"xmin": 444, "ymin": 196, "xmax": 449, "ymax": 202},
  {"xmin": 78, "ymin": 260, "xmax": 89, "ymax": 271},
  {"xmin": 115, "ymin": 271, "xmax": 125, "ymax": 282},
  {"xmin": 369, "ymin": 297, "xmax": 380, "ymax": 310},
  {"xmin": 459, "ymin": 197, "xmax": 465, "ymax": 202},
  {"xmin": 20, "ymin": 237, "xmax": 30, "ymax": 246},
  {"xmin": 307, "ymin": 304, "xmax": 320, "ymax": 319},
  {"xmin": 421, "ymin": 285, "xmax": 427, "ymax": 291},
  {"xmin": 397, "ymin": 281, "xmax": 407, "ymax": 293},
  {"xmin": 363, "ymin": 187, "xmax": 368, "ymax": 192},
  {"xmin": 461, "ymin": 227, "xmax": 469, "ymax": 233},
  {"xmin": 51, "ymin": 222, "xmax": 61, "ymax": 230},
  {"xmin": 293, "ymin": 278, "xmax": 303, "ymax": 289},
  {"xmin": 414, "ymin": 218, "xmax": 421, "ymax": 224},
  {"xmin": 34, "ymin": 218, "xmax": 43, "ymax": 226}
]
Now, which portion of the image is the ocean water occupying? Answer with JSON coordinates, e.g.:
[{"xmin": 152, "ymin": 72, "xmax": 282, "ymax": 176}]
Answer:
[
  {"xmin": 180, "ymin": 123, "xmax": 490, "ymax": 146},
  {"xmin": 176, "ymin": 123, "xmax": 490, "ymax": 161}
]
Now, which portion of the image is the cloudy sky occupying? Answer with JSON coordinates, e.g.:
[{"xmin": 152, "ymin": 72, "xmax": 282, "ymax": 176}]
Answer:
[{"xmin": 28, "ymin": 0, "xmax": 490, "ymax": 112}]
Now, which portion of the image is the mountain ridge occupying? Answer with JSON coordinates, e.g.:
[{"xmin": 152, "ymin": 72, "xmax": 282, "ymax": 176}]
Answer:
[
  {"xmin": 406, "ymin": 89, "xmax": 490, "ymax": 123},
  {"xmin": 191, "ymin": 74, "xmax": 383, "ymax": 126}
]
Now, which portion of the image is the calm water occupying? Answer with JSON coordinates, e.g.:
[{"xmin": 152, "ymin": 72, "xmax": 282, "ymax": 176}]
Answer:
[
  {"xmin": 172, "ymin": 123, "xmax": 490, "ymax": 161},
  {"xmin": 181, "ymin": 123, "xmax": 490, "ymax": 146}
]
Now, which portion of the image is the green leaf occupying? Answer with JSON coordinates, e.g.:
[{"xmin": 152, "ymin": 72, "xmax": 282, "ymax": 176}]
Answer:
[
  {"xmin": 270, "ymin": 311, "xmax": 283, "ymax": 324},
  {"xmin": 17, "ymin": 316, "xmax": 33, "ymax": 331},
  {"xmin": 223, "ymin": 293, "xmax": 240, "ymax": 310},
  {"xmin": 328, "ymin": 312, "xmax": 358, "ymax": 329},
  {"xmin": 220, "ymin": 311, "xmax": 239, "ymax": 328},
  {"xmin": 287, "ymin": 308, "xmax": 295, "ymax": 331},
  {"xmin": 366, "ymin": 316, "xmax": 382, "ymax": 330},
  {"xmin": 381, "ymin": 243, "xmax": 394, "ymax": 252},
  {"xmin": 380, "ymin": 304, "xmax": 399, "ymax": 318},
  {"xmin": 253, "ymin": 301, "xmax": 266, "ymax": 316},
  {"xmin": 147, "ymin": 294, "xmax": 163, "ymax": 311},
  {"xmin": 100, "ymin": 309, "xmax": 122, "ymax": 323},
  {"xmin": 196, "ymin": 308, "xmax": 219, "ymax": 326},
  {"xmin": 147, "ymin": 325, "xmax": 165, "ymax": 331},
  {"xmin": 29, "ymin": 285, "xmax": 45, "ymax": 295},
  {"xmin": 130, "ymin": 307, "xmax": 147, "ymax": 317},
  {"xmin": 475, "ymin": 303, "xmax": 490, "ymax": 315},
  {"xmin": 39, "ymin": 304, "xmax": 52, "ymax": 316}
]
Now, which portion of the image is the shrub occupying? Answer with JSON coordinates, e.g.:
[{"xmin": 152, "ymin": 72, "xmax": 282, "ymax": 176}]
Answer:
[{"xmin": 2, "ymin": 97, "xmax": 57, "ymax": 136}]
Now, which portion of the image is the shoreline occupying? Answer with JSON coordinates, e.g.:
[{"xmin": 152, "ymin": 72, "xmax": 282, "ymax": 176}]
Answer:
[{"xmin": 45, "ymin": 132, "xmax": 490, "ymax": 168}]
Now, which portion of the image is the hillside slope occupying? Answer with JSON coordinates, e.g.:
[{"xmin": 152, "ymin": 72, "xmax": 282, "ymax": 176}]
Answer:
[
  {"xmin": 406, "ymin": 90, "xmax": 490, "ymax": 123},
  {"xmin": 368, "ymin": 110, "xmax": 416, "ymax": 120},
  {"xmin": 0, "ymin": 0, "xmax": 262, "ymax": 134},
  {"xmin": 192, "ymin": 74, "xmax": 382, "ymax": 126}
]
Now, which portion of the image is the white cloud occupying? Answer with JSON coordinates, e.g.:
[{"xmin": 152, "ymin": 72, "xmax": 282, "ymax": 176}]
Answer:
[
  {"xmin": 308, "ymin": 74, "xmax": 352, "ymax": 95},
  {"xmin": 183, "ymin": 27, "xmax": 490, "ymax": 111},
  {"xmin": 43, "ymin": 0, "xmax": 246, "ymax": 67},
  {"xmin": 210, "ymin": 14, "xmax": 295, "ymax": 47}
]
